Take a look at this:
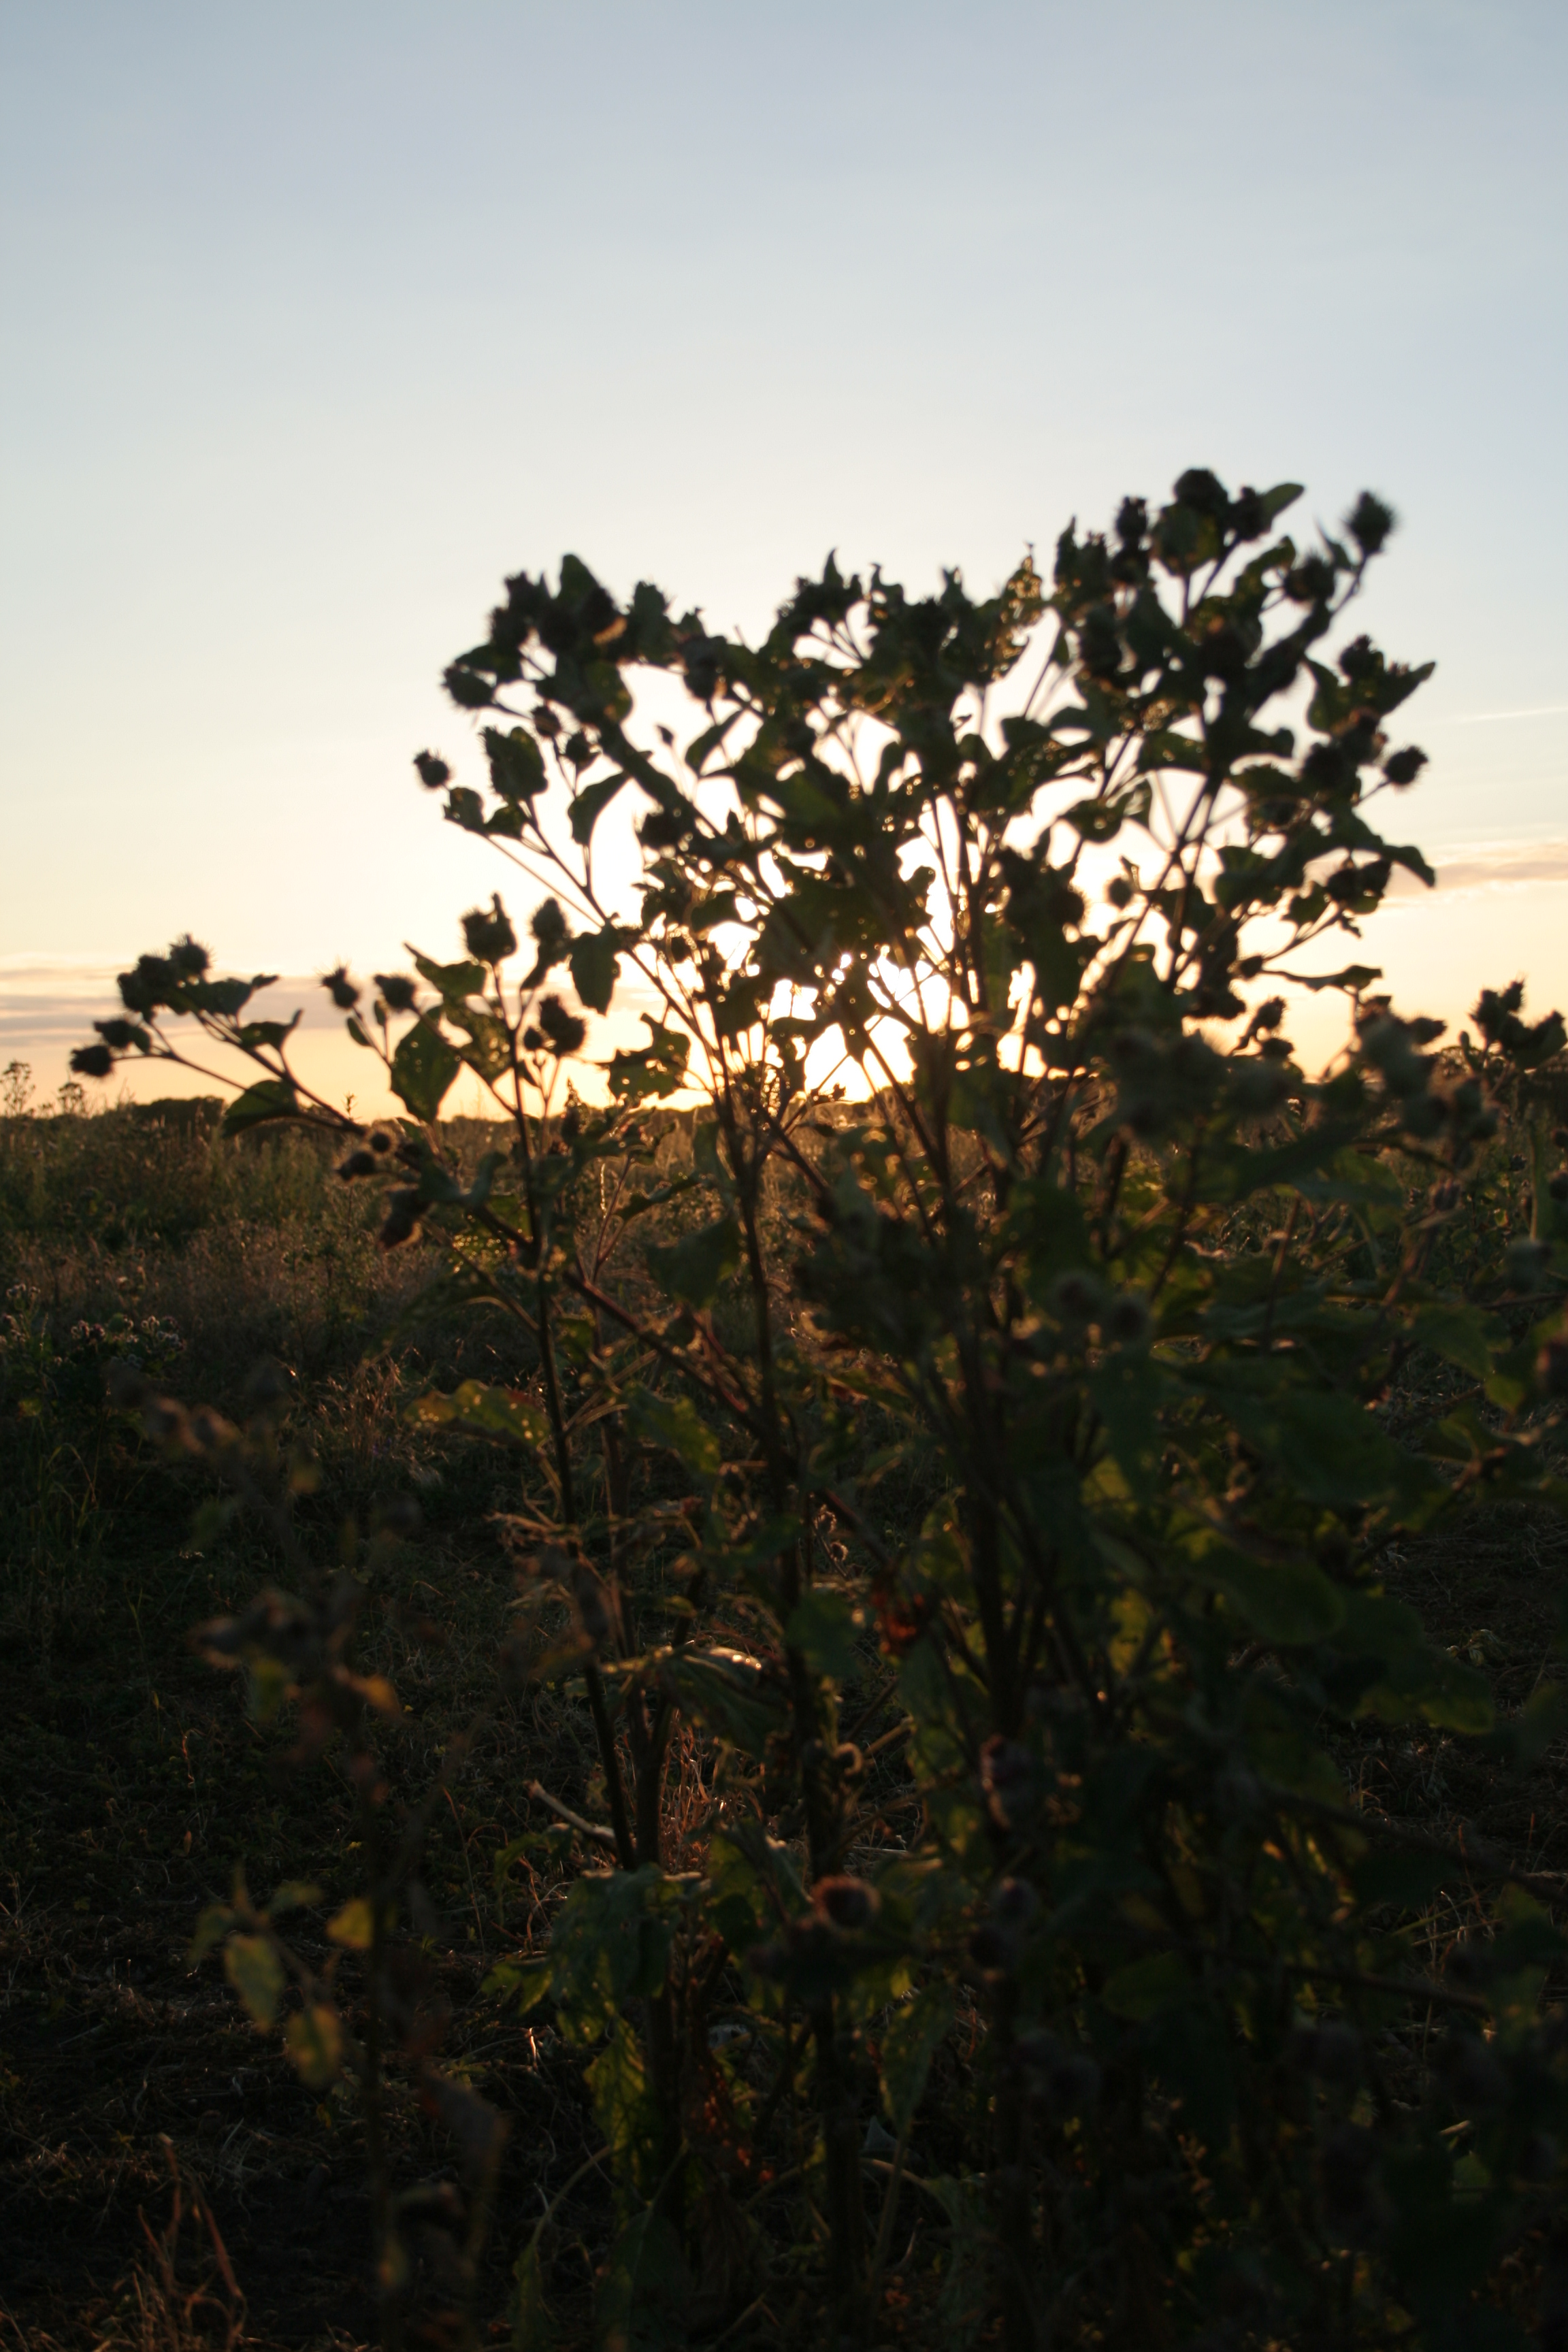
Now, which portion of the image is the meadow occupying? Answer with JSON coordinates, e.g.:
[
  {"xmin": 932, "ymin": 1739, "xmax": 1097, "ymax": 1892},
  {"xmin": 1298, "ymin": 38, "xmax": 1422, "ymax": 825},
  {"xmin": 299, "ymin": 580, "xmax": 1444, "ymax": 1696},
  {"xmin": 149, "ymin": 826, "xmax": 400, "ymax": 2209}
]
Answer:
[{"xmin": 2, "ymin": 1085, "xmax": 1565, "ymax": 2351}]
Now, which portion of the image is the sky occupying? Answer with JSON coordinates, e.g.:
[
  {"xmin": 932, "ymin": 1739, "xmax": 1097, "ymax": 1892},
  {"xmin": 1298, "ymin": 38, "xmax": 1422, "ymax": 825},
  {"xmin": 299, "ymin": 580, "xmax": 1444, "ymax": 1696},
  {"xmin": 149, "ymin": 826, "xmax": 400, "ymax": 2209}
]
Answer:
[{"xmin": 2, "ymin": 0, "xmax": 1566, "ymax": 1102}]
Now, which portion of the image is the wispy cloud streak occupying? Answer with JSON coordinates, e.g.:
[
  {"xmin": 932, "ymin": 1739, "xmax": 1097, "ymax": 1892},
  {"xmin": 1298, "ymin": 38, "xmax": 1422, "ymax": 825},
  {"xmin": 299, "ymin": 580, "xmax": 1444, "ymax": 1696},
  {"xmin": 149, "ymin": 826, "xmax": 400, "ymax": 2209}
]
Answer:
[
  {"xmin": 1439, "ymin": 705, "xmax": 1568, "ymax": 726},
  {"xmin": 1384, "ymin": 842, "xmax": 1568, "ymax": 898}
]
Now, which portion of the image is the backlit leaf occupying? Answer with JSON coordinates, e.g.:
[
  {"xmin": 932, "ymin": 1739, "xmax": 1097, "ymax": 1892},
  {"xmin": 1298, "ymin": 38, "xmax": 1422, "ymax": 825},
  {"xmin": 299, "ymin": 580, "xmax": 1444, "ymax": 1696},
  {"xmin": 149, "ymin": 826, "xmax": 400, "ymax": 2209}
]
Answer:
[
  {"xmin": 221, "ymin": 1079, "xmax": 299, "ymax": 1136},
  {"xmin": 189, "ymin": 1904, "xmax": 234, "ymax": 1964},
  {"xmin": 407, "ymin": 1380, "xmax": 550, "ymax": 1448},
  {"xmin": 608, "ymin": 1019, "xmax": 689, "ymax": 1102},
  {"xmin": 569, "ymin": 930, "xmax": 621, "ymax": 1016},
  {"xmin": 269, "ymin": 1880, "xmax": 323, "ymax": 1916},
  {"xmin": 327, "ymin": 1898, "xmax": 374, "ymax": 1950},
  {"xmin": 225, "ymin": 1933, "xmax": 284, "ymax": 2028},
  {"xmin": 569, "ymin": 770, "xmax": 628, "ymax": 845},
  {"xmin": 390, "ymin": 1019, "xmax": 460, "ymax": 1121},
  {"xmin": 284, "ymin": 2002, "xmax": 343, "ymax": 2088},
  {"xmin": 411, "ymin": 952, "xmax": 486, "ymax": 1002}
]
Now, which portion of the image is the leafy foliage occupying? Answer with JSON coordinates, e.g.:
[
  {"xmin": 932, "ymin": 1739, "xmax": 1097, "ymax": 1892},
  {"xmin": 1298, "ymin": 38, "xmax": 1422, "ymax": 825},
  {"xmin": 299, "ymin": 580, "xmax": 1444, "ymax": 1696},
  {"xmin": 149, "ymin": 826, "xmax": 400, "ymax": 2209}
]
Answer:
[{"xmin": 73, "ymin": 472, "xmax": 1568, "ymax": 2349}]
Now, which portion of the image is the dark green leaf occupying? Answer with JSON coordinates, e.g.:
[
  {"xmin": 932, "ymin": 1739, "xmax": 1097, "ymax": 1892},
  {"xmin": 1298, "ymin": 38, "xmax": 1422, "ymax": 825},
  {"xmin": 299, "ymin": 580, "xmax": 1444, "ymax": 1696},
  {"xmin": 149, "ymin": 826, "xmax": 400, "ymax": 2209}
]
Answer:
[
  {"xmin": 513, "ymin": 2239, "xmax": 558, "ymax": 2348},
  {"xmin": 608, "ymin": 1019, "xmax": 689, "ymax": 1102},
  {"xmin": 483, "ymin": 724, "xmax": 546, "ymax": 802},
  {"xmin": 1179, "ymin": 1527, "xmax": 1346, "ymax": 1642},
  {"xmin": 1409, "ymin": 1302, "xmax": 1503, "ymax": 1379},
  {"xmin": 221, "ymin": 1079, "xmax": 299, "ymax": 1135},
  {"xmin": 1351, "ymin": 1850, "xmax": 1458, "ymax": 1910},
  {"xmin": 1088, "ymin": 1352, "xmax": 1164, "ymax": 1501},
  {"xmin": 569, "ymin": 930, "xmax": 621, "ymax": 1016},
  {"xmin": 645, "ymin": 1216, "xmax": 739, "ymax": 1307},
  {"xmin": 661, "ymin": 1646, "xmax": 787, "ymax": 1759},
  {"xmin": 593, "ymin": 2208, "xmax": 690, "ymax": 2352},
  {"xmin": 627, "ymin": 1387, "xmax": 721, "ymax": 1482},
  {"xmin": 412, "ymin": 952, "xmax": 486, "ymax": 1002},
  {"xmin": 447, "ymin": 1004, "xmax": 511, "ymax": 1081},
  {"xmin": 1147, "ymin": 1999, "xmax": 1233, "ymax": 2154},
  {"xmin": 785, "ymin": 1588, "xmax": 860, "ymax": 1681},
  {"xmin": 1102, "ymin": 1950, "xmax": 1190, "ymax": 2021},
  {"xmin": 881, "ymin": 1983, "xmax": 954, "ymax": 2136},
  {"xmin": 1222, "ymin": 1386, "xmax": 1438, "ymax": 1515},
  {"xmin": 391, "ymin": 1020, "xmax": 461, "ymax": 1121},
  {"xmin": 569, "ymin": 772, "xmax": 628, "ymax": 845}
]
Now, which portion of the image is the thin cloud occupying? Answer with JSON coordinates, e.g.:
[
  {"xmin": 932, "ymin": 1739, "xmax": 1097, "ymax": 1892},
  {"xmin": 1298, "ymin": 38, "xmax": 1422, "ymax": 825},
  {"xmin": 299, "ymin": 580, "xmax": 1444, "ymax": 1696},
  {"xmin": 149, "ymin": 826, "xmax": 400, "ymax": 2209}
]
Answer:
[
  {"xmin": 1439, "ymin": 704, "xmax": 1568, "ymax": 726},
  {"xmin": 0, "ymin": 962, "xmax": 665, "ymax": 1060},
  {"xmin": 1384, "ymin": 841, "xmax": 1568, "ymax": 898}
]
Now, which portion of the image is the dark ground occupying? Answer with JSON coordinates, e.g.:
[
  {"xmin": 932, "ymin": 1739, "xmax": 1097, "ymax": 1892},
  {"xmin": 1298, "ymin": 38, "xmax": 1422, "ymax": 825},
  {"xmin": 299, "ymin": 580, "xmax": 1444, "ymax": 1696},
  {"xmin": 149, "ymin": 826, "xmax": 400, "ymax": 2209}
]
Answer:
[
  {"xmin": 0, "ymin": 1107, "xmax": 620, "ymax": 2348},
  {"xmin": 3, "ymin": 1105, "xmax": 1567, "ymax": 2348}
]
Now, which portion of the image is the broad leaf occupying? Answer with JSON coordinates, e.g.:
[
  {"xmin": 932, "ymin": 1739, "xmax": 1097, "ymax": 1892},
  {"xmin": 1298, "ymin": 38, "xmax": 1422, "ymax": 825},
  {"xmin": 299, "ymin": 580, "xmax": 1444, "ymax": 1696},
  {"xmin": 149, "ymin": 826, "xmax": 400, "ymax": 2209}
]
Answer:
[
  {"xmin": 1179, "ymin": 1529, "xmax": 1346, "ymax": 1644},
  {"xmin": 327, "ymin": 1897, "xmax": 374, "ymax": 1950},
  {"xmin": 661, "ymin": 1646, "xmax": 787, "ymax": 1759},
  {"xmin": 608, "ymin": 1019, "xmax": 689, "ymax": 1102},
  {"xmin": 881, "ymin": 1982, "xmax": 955, "ymax": 2135},
  {"xmin": 411, "ymin": 952, "xmax": 485, "ymax": 1002},
  {"xmin": 390, "ymin": 1019, "xmax": 460, "ymax": 1120},
  {"xmin": 284, "ymin": 2002, "xmax": 343, "ymax": 2088},
  {"xmin": 593, "ymin": 2208, "xmax": 690, "ymax": 2352},
  {"xmin": 627, "ymin": 1386, "xmax": 721, "ymax": 1482},
  {"xmin": 222, "ymin": 1078, "xmax": 299, "ymax": 1135},
  {"xmin": 645, "ymin": 1216, "xmax": 739, "ymax": 1307},
  {"xmin": 1101, "ymin": 1950, "xmax": 1190, "ymax": 2021},
  {"xmin": 570, "ymin": 929, "xmax": 621, "ymax": 1016},
  {"xmin": 1409, "ymin": 1301, "xmax": 1503, "ymax": 1379},
  {"xmin": 513, "ymin": 2239, "xmax": 558, "ymax": 2349},
  {"xmin": 224, "ymin": 1933, "xmax": 284, "ymax": 2029},
  {"xmin": 1222, "ymin": 1384, "xmax": 1438, "ymax": 1516},
  {"xmin": 785, "ymin": 1588, "xmax": 860, "ymax": 1680},
  {"xmin": 407, "ymin": 1380, "xmax": 550, "ymax": 1448},
  {"xmin": 568, "ymin": 771, "xmax": 627, "ymax": 845}
]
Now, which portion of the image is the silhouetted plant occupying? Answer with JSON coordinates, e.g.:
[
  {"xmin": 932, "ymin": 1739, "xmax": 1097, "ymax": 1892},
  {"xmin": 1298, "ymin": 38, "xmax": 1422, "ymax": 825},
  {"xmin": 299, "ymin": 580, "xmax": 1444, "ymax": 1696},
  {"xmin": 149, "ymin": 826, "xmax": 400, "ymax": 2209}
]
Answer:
[{"xmin": 78, "ymin": 472, "xmax": 1568, "ymax": 2350}]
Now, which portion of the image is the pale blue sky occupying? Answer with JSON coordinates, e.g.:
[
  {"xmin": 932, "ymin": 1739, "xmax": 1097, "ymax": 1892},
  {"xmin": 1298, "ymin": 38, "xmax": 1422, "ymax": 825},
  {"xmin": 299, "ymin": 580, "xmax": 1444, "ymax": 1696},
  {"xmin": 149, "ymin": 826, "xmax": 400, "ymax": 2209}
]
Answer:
[{"xmin": 3, "ymin": 1, "xmax": 1567, "ymax": 1085}]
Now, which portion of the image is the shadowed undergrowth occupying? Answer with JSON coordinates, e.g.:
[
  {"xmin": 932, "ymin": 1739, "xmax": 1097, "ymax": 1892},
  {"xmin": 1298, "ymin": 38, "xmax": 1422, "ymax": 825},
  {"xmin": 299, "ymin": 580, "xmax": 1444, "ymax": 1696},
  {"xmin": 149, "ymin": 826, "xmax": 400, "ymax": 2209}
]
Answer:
[{"xmin": 16, "ymin": 472, "xmax": 1568, "ymax": 2351}]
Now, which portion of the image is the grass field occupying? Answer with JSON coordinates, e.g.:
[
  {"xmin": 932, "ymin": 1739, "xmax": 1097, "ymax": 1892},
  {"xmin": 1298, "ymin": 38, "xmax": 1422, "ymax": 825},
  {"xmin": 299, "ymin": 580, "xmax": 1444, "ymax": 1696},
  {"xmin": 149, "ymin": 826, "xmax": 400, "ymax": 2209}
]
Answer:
[
  {"xmin": 0, "ymin": 1102, "xmax": 612, "ymax": 2347},
  {"xmin": 3, "ymin": 1099, "xmax": 1566, "ymax": 2349}
]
